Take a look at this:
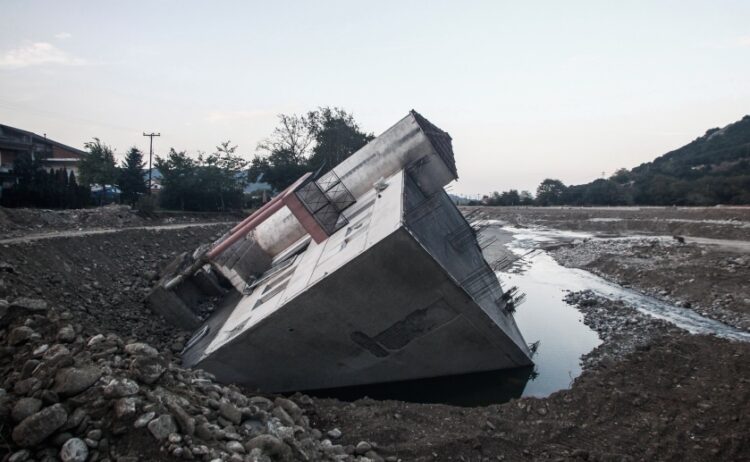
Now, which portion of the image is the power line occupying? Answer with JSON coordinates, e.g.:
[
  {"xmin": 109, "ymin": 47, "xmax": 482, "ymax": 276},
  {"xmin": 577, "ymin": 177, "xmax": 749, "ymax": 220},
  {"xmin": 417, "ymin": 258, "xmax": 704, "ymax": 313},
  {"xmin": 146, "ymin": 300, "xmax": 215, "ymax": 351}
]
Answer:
[
  {"xmin": 143, "ymin": 132, "xmax": 161, "ymax": 195},
  {"xmin": 0, "ymin": 99, "xmax": 139, "ymax": 134}
]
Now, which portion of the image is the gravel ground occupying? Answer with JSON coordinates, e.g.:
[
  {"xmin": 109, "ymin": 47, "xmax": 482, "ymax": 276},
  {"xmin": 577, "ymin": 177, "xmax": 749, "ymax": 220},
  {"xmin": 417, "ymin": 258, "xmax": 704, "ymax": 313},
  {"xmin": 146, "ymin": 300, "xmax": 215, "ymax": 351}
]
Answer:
[
  {"xmin": 562, "ymin": 290, "xmax": 683, "ymax": 369},
  {"xmin": 551, "ymin": 238, "xmax": 750, "ymax": 331}
]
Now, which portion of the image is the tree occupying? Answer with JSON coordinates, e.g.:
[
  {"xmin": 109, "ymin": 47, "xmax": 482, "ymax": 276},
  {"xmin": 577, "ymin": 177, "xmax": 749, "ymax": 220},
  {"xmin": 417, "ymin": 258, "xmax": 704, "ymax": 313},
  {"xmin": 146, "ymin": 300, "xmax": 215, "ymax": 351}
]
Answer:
[
  {"xmin": 198, "ymin": 141, "xmax": 248, "ymax": 211},
  {"xmin": 519, "ymin": 190, "xmax": 534, "ymax": 205},
  {"xmin": 155, "ymin": 149, "xmax": 197, "ymax": 211},
  {"xmin": 248, "ymin": 148, "xmax": 307, "ymax": 192},
  {"xmin": 535, "ymin": 179, "xmax": 567, "ymax": 206},
  {"xmin": 0, "ymin": 152, "xmax": 89, "ymax": 209},
  {"xmin": 119, "ymin": 147, "xmax": 147, "ymax": 206},
  {"xmin": 306, "ymin": 107, "xmax": 374, "ymax": 172},
  {"xmin": 257, "ymin": 113, "xmax": 314, "ymax": 160},
  {"xmin": 156, "ymin": 144, "xmax": 249, "ymax": 212},
  {"xmin": 67, "ymin": 170, "xmax": 89, "ymax": 208},
  {"xmin": 80, "ymin": 138, "xmax": 118, "ymax": 205},
  {"xmin": 610, "ymin": 168, "xmax": 630, "ymax": 184},
  {"xmin": 581, "ymin": 179, "xmax": 631, "ymax": 205},
  {"xmin": 500, "ymin": 189, "xmax": 521, "ymax": 206},
  {"xmin": 250, "ymin": 107, "xmax": 373, "ymax": 191}
]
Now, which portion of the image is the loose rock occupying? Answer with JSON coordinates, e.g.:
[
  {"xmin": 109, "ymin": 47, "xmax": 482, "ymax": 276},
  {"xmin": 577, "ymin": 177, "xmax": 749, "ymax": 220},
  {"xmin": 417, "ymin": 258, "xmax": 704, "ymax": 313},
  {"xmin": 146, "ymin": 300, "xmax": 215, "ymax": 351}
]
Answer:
[
  {"xmin": 11, "ymin": 397, "xmax": 42, "ymax": 422},
  {"xmin": 60, "ymin": 437, "xmax": 89, "ymax": 462},
  {"xmin": 12, "ymin": 403, "xmax": 68, "ymax": 447},
  {"xmin": 147, "ymin": 414, "xmax": 178, "ymax": 440},
  {"xmin": 54, "ymin": 367, "xmax": 102, "ymax": 397}
]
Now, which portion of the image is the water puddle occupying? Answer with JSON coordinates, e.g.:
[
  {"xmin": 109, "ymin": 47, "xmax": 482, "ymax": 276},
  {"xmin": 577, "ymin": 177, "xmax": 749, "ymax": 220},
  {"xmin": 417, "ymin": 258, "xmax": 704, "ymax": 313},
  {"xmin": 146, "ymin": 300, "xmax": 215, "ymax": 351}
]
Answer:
[{"xmin": 488, "ymin": 223, "xmax": 750, "ymax": 398}]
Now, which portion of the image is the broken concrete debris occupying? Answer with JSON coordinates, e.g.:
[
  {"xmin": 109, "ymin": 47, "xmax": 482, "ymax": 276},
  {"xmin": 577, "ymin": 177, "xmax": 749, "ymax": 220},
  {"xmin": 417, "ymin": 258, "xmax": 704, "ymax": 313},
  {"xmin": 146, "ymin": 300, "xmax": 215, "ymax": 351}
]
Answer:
[{"xmin": 148, "ymin": 110, "xmax": 532, "ymax": 392}]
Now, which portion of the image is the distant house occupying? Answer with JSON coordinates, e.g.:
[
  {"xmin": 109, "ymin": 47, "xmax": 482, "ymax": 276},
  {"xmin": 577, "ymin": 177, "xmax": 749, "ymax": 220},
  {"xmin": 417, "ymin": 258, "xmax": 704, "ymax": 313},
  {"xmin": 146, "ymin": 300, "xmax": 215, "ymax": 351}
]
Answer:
[
  {"xmin": 90, "ymin": 184, "xmax": 122, "ymax": 203},
  {"xmin": 244, "ymin": 172, "xmax": 273, "ymax": 195},
  {"xmin": 0, "ymin": 124, "xmax": 85, "ymax": 192},
  {"xmin": 144, "ymin": 168, "xmax": 163, "ymax": 193}
]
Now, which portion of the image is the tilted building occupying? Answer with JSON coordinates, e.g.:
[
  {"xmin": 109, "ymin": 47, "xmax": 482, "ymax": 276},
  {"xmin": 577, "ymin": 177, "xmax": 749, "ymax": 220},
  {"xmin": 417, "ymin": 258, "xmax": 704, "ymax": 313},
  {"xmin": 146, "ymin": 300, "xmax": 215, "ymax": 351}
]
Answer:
[{"xmin": 151, "ymin": 111, "xmax": 532, "ymax": 392}]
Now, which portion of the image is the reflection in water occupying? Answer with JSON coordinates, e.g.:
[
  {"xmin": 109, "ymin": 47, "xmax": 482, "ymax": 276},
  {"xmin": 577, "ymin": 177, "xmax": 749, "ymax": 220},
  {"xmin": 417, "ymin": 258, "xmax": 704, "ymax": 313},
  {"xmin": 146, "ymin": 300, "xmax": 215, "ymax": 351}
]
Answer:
[
  {"xmin": 304, "ymin": 366, "xmax": 535, "ymax": 407},
  {"xmin": 484, "ymin": 226, "xmax": 602, "ymax": 398}
]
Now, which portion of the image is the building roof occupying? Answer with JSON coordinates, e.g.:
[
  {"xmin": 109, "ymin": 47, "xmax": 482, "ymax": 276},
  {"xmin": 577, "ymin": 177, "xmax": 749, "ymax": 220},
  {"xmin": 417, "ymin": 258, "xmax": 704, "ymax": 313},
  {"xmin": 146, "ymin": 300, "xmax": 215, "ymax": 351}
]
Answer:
[
  {"xmin": 409, "ymin": 110, "xmax": 458, "ymax": 180},
  {"xmin": 0, "ymin": 123, "xmax": 87, "ymax": 157}
]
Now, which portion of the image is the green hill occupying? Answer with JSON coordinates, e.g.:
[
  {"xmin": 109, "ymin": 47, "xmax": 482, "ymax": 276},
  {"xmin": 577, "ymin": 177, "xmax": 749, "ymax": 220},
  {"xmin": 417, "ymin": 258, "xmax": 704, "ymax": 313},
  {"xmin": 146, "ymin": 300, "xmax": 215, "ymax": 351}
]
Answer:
[{"xmin": 561, "ymin": 115, "xmax": 750, "ymax": 205}]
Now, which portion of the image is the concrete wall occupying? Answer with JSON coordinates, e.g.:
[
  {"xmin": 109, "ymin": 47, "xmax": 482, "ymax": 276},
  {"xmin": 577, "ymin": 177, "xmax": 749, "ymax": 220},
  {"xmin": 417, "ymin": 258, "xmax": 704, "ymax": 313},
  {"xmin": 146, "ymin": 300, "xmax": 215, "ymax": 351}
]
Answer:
[
  {"xmin": 190, "ymin": 228, "xmax": 531, "ymax": 392},
  {"xmin": 199, "ymin": 171, "xmax": 405, "ymax": 358},
  {"xmin": 402, "ymin": 173, "xmax": 530, "ymax": 352}
]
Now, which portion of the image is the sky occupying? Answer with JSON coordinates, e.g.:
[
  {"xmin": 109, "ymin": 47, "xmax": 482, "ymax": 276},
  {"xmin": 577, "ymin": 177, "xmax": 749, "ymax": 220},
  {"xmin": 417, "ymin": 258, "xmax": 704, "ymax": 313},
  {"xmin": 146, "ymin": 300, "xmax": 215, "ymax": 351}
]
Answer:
[{"xmin": 1, "ymin": 1, "xmax": 749, "ymax": 197}]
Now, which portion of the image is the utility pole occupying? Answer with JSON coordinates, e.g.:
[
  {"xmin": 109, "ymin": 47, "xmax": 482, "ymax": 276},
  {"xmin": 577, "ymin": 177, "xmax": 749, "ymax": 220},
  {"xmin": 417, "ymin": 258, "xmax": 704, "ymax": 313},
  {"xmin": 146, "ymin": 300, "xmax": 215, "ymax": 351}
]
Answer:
[{"xmin": 143, "ymin": 132, "xmax": 161, "ymax": 195}]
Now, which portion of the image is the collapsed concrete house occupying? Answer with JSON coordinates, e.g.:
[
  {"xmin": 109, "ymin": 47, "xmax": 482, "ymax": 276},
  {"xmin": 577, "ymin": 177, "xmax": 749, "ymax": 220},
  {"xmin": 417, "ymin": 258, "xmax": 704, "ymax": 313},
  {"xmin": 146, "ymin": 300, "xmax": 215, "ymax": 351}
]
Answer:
[{"xmin": 148, "ymin": 111, "xmax": 532, "ymax": 392}]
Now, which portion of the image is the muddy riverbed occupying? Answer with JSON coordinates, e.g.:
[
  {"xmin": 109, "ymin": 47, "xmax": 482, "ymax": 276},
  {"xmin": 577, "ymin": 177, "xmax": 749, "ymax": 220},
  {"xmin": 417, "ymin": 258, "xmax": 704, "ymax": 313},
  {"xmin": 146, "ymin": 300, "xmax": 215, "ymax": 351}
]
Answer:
[
  {"xmin": 1, "ymin": 205, "xmax": 749, "ymax": 461},
  {"xmin": 311, "ymin": 207, "xmax": 750, "ymax": 461}
]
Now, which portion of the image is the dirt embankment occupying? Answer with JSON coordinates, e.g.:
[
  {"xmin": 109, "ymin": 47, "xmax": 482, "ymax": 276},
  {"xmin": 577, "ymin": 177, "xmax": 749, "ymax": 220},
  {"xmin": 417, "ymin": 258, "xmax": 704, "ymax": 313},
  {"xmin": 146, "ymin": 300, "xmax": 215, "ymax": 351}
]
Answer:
[
  {"xmin": 0, "ymin": 225, "xmax": 230, "ymax": 352},
  {"xmin": 0, "ymin": 205, "xmax": 241, "ymax": 240}
]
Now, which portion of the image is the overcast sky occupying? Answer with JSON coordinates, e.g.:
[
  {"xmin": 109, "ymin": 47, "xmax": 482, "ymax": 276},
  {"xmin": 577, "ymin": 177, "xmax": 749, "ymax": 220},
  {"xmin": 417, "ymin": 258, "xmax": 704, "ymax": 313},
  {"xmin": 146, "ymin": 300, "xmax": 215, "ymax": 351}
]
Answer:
[{"xmin": 1, "ymin": 1, "xmax": 749, "ymax": 196}]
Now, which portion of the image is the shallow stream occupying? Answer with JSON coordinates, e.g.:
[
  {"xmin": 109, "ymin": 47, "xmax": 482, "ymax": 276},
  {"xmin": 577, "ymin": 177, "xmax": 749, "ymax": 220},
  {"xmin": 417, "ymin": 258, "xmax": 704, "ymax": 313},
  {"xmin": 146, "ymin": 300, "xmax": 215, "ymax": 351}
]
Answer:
[
  {"xmin": 491, "ymin": 224, "xmax": 750, "ymax": 399},
  {"xmin": 310, "ymin": 223, "xmax": 750, "ymax": 405}
]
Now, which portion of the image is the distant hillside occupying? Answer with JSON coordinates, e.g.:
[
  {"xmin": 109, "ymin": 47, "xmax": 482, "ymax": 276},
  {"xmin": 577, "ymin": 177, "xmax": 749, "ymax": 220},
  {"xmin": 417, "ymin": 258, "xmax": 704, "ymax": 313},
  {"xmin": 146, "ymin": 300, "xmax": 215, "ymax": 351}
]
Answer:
[{"xmin": 559, "ymin": 115, "xmax": 750, "ymax": 205}]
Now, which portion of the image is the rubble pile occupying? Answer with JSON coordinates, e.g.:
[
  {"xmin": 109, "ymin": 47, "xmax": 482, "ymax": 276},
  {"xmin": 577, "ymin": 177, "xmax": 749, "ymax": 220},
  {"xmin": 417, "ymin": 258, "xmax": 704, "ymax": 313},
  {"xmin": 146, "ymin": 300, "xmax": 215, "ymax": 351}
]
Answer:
[{"xmin": 0, "ymin": 297, "xmax": 385, "ymax": 462}]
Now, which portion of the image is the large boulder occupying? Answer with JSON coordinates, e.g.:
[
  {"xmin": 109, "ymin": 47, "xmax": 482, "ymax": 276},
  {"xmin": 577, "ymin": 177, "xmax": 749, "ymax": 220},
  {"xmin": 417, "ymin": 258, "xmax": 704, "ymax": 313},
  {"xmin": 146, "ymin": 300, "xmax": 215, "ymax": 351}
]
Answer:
[
  {"xmin": 219, "ymin": 401, "xmax": 242, "ymax": 425},
  {"xmin": 11, "ymin": 397, "xmax": 42, "ymax": 422},
  {"xmin": 244, "ymin": 434, "xmax": 292, "ymax": 461},
  {"xmin": 1, "ymin": 298, "xmax": 48, "ymax": 327},
  {"xmin": 8, "ymin": 326, "xmax": 35, "ymax": 346},
  {"xmin": 124, "ymin": 342, "xmax": 159, "ymax": 357},
  {"xmin": 12, "ymin": 403, "xmax": 68, "ymax": 447},
  {"xmin": 130, "ymin": 355, "xmax": 166, "ymax": 384},
  {"xmin": 53, "ymin": 367, "xmax": 102, "ymax": 397},
  {"xmin": 147, "ymin": 414, "xmax": 178, "ymax": 440}
]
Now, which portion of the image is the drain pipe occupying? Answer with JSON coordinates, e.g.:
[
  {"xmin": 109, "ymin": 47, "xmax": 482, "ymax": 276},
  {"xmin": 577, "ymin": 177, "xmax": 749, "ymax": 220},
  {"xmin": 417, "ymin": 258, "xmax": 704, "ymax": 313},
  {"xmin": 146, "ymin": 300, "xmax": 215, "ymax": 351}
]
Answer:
[{"xmin": 206, "ymin": 173, "xmax": 312, "ymax": 261}]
